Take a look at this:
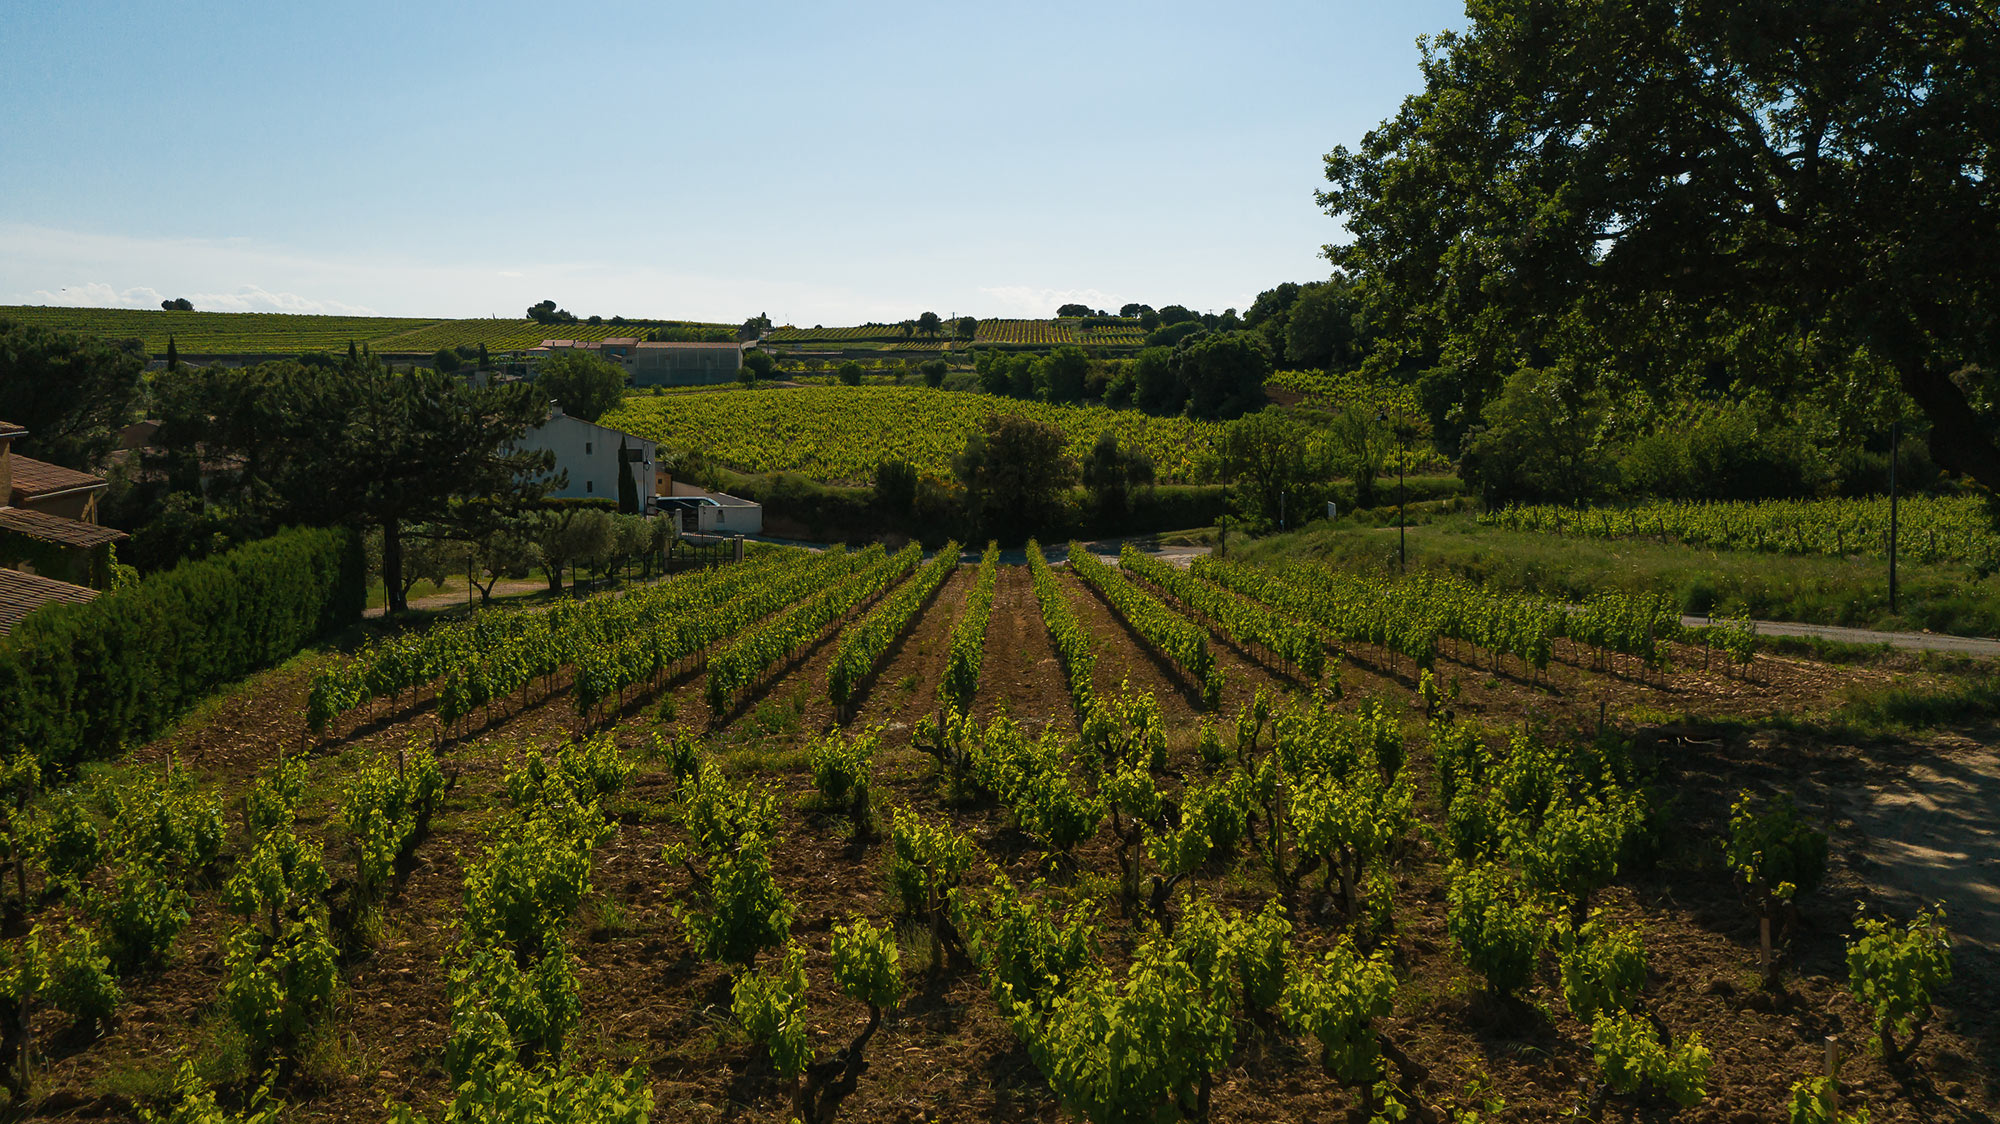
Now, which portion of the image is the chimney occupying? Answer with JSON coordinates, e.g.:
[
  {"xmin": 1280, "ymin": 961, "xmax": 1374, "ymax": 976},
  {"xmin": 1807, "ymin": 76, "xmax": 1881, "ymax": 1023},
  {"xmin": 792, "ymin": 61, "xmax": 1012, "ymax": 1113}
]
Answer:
[{"xmin": 549, "ymin": 399, "xmax": 563, "ymax": 418}]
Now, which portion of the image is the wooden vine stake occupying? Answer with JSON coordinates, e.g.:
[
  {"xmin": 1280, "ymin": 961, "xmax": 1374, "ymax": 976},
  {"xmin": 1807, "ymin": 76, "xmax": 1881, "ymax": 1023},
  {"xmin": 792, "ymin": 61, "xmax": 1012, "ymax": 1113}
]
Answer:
[{"xmin": 1825, "ymin": 1036, "xmax": 1841, "ymax": 1116}]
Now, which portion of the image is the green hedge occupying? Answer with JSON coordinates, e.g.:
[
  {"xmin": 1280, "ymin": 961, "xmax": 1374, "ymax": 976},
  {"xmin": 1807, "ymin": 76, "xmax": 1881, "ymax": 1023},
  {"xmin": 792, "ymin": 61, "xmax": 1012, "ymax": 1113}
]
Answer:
[{"xmin": 0, "ymin": 527, "xmax": 364, "ymax": 769}]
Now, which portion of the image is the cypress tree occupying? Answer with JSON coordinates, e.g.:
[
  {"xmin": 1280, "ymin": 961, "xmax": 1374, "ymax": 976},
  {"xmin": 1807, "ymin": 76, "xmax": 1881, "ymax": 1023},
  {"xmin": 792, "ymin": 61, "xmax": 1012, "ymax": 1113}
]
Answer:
[
  {"xmin": 348, "ymin": 339, "xmax": 359, "ymax": 364},
  {"xmin": 617, "ymin": 437, "xmax": 640, "ymax": 514},
  {"xmin": 166, "ymin": 335, "xmax": 180, "ymax": 371}
]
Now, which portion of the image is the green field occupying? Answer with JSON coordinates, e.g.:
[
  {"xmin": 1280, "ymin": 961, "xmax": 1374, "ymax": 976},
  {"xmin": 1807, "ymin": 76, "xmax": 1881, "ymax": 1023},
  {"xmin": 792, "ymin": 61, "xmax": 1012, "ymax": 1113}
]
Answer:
[
  {"xmin": 0, "ymin": 306, "xmax": 731, "ymax": 355},
  {"xmin": 601, "ymin": 384, "xmax": 1222, "ymax": 484}
]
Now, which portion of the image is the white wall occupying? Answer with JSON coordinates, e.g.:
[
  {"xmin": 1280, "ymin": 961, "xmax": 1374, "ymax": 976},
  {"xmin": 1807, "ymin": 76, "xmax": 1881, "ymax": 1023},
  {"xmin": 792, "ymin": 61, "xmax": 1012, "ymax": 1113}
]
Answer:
[{"xmin": 515, "ymin": 412, "xmax": 659, "ymax": 502}]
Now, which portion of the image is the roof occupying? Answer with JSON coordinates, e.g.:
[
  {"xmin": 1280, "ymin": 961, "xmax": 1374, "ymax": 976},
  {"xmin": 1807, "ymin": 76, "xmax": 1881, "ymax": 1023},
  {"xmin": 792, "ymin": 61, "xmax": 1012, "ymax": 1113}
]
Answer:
[
  {"xmin": 0, "ymin": 568, "xmax": 96, "ymax": 636},
  {"xmin": 7, "ymin": 456, "xmax": 107, "ymax": 502},
  {"xmin": 0, "ymin": 507, "xmax": 129, "ymax": 548},
  {"xmin": 601, "ymin": 337, "xmax": 640, "ymax": 346},
  {"xmin": 0, "ymin": 421, "xmax": 24, "ymax": 439},
  {"xmin": 632, "ymin": 341, "xmax": 742, "ymax": 350}
]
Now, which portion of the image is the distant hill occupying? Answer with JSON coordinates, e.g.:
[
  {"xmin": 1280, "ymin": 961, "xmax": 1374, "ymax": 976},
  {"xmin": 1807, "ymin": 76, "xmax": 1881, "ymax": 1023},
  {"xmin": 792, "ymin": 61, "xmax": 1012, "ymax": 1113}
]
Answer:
[{"xmin": 0, "ymin": 306, "xmax": 732, "ymax": 356}]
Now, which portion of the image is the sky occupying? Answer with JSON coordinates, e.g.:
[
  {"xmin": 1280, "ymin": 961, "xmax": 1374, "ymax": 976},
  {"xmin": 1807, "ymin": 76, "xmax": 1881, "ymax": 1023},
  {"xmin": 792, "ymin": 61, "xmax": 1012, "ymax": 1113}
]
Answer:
[{"xmin": 0, "ymin": 1, "xmax": 1466, "ymax": 325}]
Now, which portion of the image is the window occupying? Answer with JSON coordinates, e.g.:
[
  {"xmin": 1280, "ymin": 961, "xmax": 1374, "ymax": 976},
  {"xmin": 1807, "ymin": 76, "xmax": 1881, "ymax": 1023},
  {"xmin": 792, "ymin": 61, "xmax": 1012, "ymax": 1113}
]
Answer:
[
  {"xmin": 586, "ymin": 481, "xmax": 593, "ymax": 493},
  {"xmin": 585, "ymin": 441, "xmax": 593, "ymax": 455}
]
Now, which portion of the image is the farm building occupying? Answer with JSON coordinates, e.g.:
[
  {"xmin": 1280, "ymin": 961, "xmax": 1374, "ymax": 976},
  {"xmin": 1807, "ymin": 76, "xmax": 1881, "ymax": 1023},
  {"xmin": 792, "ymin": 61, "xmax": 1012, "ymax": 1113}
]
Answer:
[
  {"xmin": 656, "ymin": 480, "xmax": 762, "ymax": 535},
  {"xmin": 515, "ymin": 405, "xmax": 662, "ymax": 509},
  {"xmin": 0, "ymin": 419, "xmax": 128, "ymax": 633},
  {"xmin": 530, "ymin": 338, "xmax": 745, "ymax": 387}
]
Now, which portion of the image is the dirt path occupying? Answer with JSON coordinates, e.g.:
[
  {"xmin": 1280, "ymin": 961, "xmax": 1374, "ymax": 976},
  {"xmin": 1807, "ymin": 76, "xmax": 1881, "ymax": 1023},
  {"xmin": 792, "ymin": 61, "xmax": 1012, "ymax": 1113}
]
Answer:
[
  {"xmin": 842, "ymin": 565, "xmax": 970, "ymax": 734},
  {"xmin": 1840, "ymin": 733, "xmax": 2000, "ymax": 953},
  {"xmin": 973, "ymin": 564, "xmax": 1074, "ymax": 733}
]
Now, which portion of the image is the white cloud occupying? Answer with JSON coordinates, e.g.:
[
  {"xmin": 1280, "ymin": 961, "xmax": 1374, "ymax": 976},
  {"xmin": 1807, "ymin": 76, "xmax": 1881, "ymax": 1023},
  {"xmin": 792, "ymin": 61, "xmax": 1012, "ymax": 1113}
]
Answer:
[
  {"xmin": 27, "ymin": 279, "xmax": 377, "ymax": 315},
  {"xmin": 977, "ymin": 285, "xmax": 1125, "ymax": 319}
]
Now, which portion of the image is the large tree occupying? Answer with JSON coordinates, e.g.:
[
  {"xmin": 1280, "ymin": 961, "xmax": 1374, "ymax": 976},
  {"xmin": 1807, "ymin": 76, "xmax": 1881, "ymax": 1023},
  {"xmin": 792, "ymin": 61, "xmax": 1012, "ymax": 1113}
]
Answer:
[
  {"xmin": 0, "ymin": 318, "xmax": 145, "ymax": 468},
  {"xmin": 1322, "ymin": 1, "xmax": 2000, "ymax": 488},
  {"xmin": 534, "ymin": 349, "xmax": 627, "ymax": 422},
  {"xmin": 149, "ymin": 358, "xmax": 553, "ymax": 612},
  {"xmin": 954, "ymin": 414, "xmax": 1077, "ymax": 539}
]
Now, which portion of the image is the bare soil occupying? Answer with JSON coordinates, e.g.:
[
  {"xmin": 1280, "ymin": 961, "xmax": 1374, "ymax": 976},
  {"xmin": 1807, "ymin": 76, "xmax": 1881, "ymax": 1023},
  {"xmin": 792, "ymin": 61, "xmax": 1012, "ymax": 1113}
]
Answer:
[{"xmin": 17, "ymin": 563, "xmax": 1999, "ymax": 1124}]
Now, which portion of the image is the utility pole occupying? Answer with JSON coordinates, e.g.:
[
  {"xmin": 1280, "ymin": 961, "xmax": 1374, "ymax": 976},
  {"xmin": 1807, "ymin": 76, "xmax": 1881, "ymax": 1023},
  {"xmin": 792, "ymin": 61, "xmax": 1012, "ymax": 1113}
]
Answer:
[{"xmin": 1889, "ymin": 419, "xmax": 1900, "ymax": 613}]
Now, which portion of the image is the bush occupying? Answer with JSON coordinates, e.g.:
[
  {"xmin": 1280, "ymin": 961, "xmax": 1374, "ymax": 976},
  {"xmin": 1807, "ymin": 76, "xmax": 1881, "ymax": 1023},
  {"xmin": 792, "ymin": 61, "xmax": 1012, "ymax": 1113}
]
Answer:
[
  {"xmin": 0, "ymin": 527, "xmax": 363, "ymax": 769},
  {"xmin": 32, "ymin": 792, "xmax": 102, "ymax": 885},
  {"xmin": 1846, "ymin": 905, "xmax": 1952, "ymax": 1060},
  {"xmin": 1282, "ymin": 938, "xmax": 1398, "ymax": 1089},
  {"xmin": 140, "ymin": 1059, "xmax": 282, "ymax": 1124},
  {"xmin": 1559, "ymin": 914, "xmax": 1647, "ymax": 1022},
  {"xmin": 732, "ymin": 941, "xmax": 811, "ymax": 1079},
  {"xmin": 45, "ymin": 923, "xmax": 120, "ymax": 1027},
  {"xmin": 807, "ymin": 728, "xmax": 878, "ymax": 830},
  {"xmin": 92, "ymin": 860, "xmax": 193, "ymax": 971},
  {"xmin": 442, "ymin": 941, "xmax": 581, "ymax": 1077},
  {"xmin": 1446, "ymin": 861, "xmax": 1544, "ymax": 997},
  {"xmin": 1589, "ymin": 1009, "xmax": 1710, "ymax": 1106},
  {"xmin": 219, "ymin": 914, "xmax": 340, "ymax": 1058}
]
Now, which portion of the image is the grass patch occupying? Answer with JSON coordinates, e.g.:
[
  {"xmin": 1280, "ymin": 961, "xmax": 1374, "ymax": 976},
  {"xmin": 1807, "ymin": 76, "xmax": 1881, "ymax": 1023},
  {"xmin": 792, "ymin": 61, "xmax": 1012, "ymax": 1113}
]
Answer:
[
  {"xmin": 1236, "ymin": 515, "xmax": 2000, "ymax": 637},
  {"xmin": 1833, "ymin": 678, "xmax": 2000, "ymax": 734}
]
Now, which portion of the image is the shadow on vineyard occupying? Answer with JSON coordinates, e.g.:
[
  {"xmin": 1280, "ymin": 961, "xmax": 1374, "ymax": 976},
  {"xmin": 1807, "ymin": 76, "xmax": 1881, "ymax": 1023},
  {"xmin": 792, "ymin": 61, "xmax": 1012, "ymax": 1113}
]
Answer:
[{"xmin": 3, "ymin": 543, "xmax": 1994, "ymax": 1124}]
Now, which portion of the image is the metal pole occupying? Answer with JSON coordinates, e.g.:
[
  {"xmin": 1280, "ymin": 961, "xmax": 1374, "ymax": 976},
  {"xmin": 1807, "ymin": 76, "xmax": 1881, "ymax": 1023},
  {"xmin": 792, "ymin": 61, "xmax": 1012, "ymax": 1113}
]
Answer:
[
  {"xmin": 1889, "ymin": 419, "xmax": 1900, "ymax": 613},
  {"xmin": 1398, "ymin": 433, "xmax": 1407, "ymax": 570}
]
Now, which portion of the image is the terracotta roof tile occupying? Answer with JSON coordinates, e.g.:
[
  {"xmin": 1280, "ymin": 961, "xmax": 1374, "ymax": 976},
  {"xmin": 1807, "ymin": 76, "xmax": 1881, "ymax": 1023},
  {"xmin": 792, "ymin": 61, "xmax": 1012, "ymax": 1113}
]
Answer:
[
  {"xmin": 7, "ymin": 456, "xmax": 107, "ymax": 501},
  {"xmin": 0, "ymin": 568, "xmax": 96, "ymax": 636},
  {"xmin": 0, "ymin": 421, "xmax": 25, "ymax": 438},
  {"xmin": 0, "ymin": 507, "xmax": 128, "ymax": 548}
]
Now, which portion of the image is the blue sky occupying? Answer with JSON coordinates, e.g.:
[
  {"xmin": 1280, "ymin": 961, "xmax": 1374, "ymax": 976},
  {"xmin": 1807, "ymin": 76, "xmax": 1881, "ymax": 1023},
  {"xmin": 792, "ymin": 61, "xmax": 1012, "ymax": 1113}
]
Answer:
[{"xmin": 0, "ymin": 1, "xmax": 1465, "ymax": 324}]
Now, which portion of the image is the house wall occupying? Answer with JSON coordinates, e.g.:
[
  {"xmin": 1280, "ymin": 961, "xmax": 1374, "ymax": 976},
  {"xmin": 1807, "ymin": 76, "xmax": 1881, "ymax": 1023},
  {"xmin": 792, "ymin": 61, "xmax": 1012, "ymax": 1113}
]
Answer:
[
  {"xmin": 515, "ymin": 414, "xmax": 660, "ymax": 504},
  {"xmin": 18, "ymin": 490, "xmax": 97, "ymax": 523},
  {"xmin": 628, "ymin": 345, "xmax": 743, "ymax": 387},
  {"xmin": 0, "ymin": 531, "xmax": 105, "ymax": 587},
  {"xmin": 700, "ymin": 495, "xmax": 763, "ymax": 535}
]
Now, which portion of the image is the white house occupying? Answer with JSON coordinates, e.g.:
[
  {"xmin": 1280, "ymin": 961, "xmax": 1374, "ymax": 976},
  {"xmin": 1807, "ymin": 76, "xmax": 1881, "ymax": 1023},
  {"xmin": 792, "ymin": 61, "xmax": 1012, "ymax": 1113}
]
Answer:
[{"xmin": 516, "ymin": 406, "xmax": 660, "ymax": 506}]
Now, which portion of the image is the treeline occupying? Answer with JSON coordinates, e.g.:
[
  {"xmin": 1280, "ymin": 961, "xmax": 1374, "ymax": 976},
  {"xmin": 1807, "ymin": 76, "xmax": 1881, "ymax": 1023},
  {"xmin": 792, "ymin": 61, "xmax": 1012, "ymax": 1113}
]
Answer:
[{"xmin": 0, "ymin": 527, "xmax": 363, "ymax": 769}]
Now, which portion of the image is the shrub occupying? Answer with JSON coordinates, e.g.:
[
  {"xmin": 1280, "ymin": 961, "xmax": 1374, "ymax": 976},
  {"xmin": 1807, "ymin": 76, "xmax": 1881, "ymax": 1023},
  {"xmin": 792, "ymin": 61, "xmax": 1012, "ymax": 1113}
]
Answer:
[
  {"xmin": 1725, "ymin": 790, "xmax": 1828, "ymax": 976},
  {"xmin": 1846, "ymin": 905, "xmax": 1952, "ymax": 1061},
  {"xmin": 957, "ymin": 874, "xmax": 1096, "ymax": 1013},
  {"xmin": 92, "ymin": 860, "xmax": 193, "ymax": 971},
  {"xmin": 219, "ymin": 914, "xmax": 339, "ymax": 1058},
  {"xmin": 672, "ymin": 830, "xmax": 793, "ymax": 968},
  {"xmin": 1446, "ymin": 861, "xmax": 1544, "ymax": 997},
  {"xmin": 1282, "ymin": 938, "xmax": 1398, "ymax": 1099},
  {"xmin": 45, "ymin": 923, "xmax": 120, "ymax": 1027},
  {"xmin": 808, "ymin": 727, "xmax": 878, "ymax": 831},
  {"xmin": 830, "ymin": 915, "xmax": 903, "ymax": 1014},
  {"xmin": 1788, "ymin": 1076, "xmax": 1870, "ymax": 1124},
  {"xmin": 888, "ymin": 808, "xmax": 977, "ymax": 971},
  {"xmin": 139, "ymin": 1059, "xmax": 282, "ymax": 1124},
  {"xmin": 223, "ymin": 827, "xmax": 331, "ymax": 938},
  {"xmin": 442, "ymin": 941, "xmax": 581, "ymax": 1078},
  {"xmin": 244, "ymin": 753, "xmax": 309, "ymax": 836},
  {"xmin": 0, "ymin": 527, "xmax": 363, "ymax": 769},
  {"xmin": 32, "ymin": 792, "xmax": 102, "ymax": 885},
  {"xmin": 1559, "ymin": 914, "xmax": 1647, "ymax": 1023},
  {"xmin": 732, "ymin": 940, "xmax": 811, "ymax": 1079},
  {"xmin": 1014, "ymin": 937, "xmax": 1238, "ymax": 1124},
  {"xmin": 107, "ymin": 761, "xmax": 226, "ymax": 873},
  {"xmin": 1589, "ymin": 1010, "xmax": 1710, "ymax": 1106},
  {"xmin": 344, "ymin": 742, "xmax": 447, "ymax": 913}
]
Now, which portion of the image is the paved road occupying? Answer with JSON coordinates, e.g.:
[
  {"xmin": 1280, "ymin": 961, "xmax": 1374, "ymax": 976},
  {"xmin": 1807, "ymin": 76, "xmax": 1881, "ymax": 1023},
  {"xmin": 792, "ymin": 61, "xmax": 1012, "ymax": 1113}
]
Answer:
[{"xmin": 1681, "ymin": 615, "xmax": 2000, "ymax": 658}]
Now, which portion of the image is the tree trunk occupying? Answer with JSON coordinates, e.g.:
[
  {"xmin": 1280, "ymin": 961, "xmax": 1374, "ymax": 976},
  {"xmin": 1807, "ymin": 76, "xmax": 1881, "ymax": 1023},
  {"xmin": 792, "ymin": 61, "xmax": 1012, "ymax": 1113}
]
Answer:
[{"xmin": 383, "ymin": 519, "xmax": 408, "ymax": 614}]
